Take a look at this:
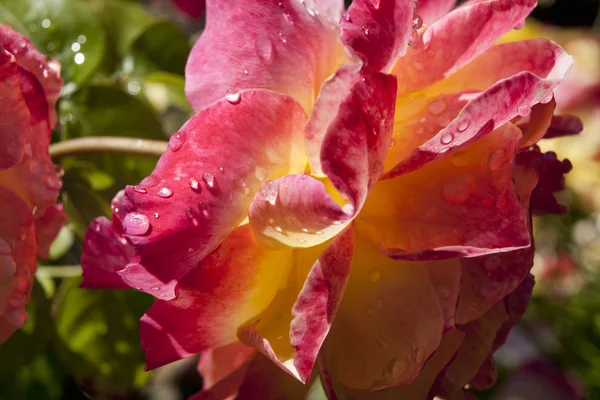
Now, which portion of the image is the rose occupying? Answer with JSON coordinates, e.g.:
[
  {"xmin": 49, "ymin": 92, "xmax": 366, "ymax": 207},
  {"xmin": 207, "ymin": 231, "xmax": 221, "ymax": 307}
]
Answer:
[
  {"xmin": 81, "ymin": 0, "xmax": 576, "ymax": 397},
  {"xmin": 0, "ymin": 25, "xmax": 65, "ymax": 343}
]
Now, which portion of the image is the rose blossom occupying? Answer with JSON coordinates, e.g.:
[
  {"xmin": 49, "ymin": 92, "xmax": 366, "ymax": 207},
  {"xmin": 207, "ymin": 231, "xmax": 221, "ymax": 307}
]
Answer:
[
  {"xmin": 0, "ymin": 25, "xmax": 65, "ymax": 343},
  {"xmin": 81, "ymin": 0, "xmax": 577, "ymax": 397}
]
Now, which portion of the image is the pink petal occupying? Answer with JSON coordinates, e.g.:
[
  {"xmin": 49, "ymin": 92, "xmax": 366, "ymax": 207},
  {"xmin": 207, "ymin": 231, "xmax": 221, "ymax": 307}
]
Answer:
[
  {"xmin": 0, "ymin": 25, "xmax": 62, "ymax": 127},
  {"xmin": 238, "ymin": 226, "xmax": 354, "ymax": 384},
  {"xmin": 544, "ymin": 114, "xmax": 583, "ymax": 138},
  {"xmin": 416, "ymin": 0, "xmax": 456, "ymax": 25},
  {"xmin": 250, "ymin": 73, "xmax": 396, "ymax": 248},
  {"xmin": 116, "ymin": 90, "xmax": 306, "ymax": 300},
  {"xmin": 34, "ymin": 203, "xmax": 65, "ymax": 259},
  {"xmin": 0, "ymin": 186, "xmax": 35, "ymax": 344},
  {"xmin": 185, "ymin": 0, "xmax": 345, "ymax": 113},
  {"xmin": 340, "ymin": 0, "xmax": 414, "ymax": 73},
  {"xmin": 140, "ymin": 225, "xmax": 294, "ymax": 369},
  {"xmin": 362, "ymin": 123, "xmax": 531, "ymax": 261},
  {"xmin": 0, "ymin": 49, "xmax": 28, "ymax": 169},
  {"xmin": 392, "ymin": 0, "xmax": 538, "ymax": 96},
  {"xmin": 197, "ymin": 341, "xmax": 254, "ymax": 390}
]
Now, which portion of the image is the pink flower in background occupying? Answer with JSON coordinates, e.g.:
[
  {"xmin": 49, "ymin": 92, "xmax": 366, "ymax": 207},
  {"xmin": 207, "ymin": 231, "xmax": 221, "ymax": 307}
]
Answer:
[
  {"xmin": 0, "ymin": 25, "xmax": 65, "ymax": 343},
  {"xmin": 82, "ymin": 0, "xmax": 578, "ymax": 397}
]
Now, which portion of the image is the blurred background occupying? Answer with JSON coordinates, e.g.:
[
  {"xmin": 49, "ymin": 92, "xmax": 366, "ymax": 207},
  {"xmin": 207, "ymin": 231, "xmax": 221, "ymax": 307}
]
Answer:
[{"xmin": 0, "ymin": 0, "xmax": 599, "ymax": 399}]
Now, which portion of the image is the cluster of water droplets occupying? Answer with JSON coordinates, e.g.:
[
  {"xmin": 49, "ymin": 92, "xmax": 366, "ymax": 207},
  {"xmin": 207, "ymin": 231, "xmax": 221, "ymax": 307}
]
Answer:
[{"xmin": 1, "ymin": 236, "xmax": 30, "ymax": 327}]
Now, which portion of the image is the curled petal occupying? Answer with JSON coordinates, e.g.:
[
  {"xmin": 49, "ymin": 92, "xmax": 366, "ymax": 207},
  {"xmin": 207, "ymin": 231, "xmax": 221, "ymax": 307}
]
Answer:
[
  {"xmin": 238, "ymin": 226, "xmax": 354, "ymax": 384},
  {"xmin": 321, "ymin": 229, "xmax": 461, "ymax": 390},
  {"xmin": 34, "ymin": 203, "xmax": 65, "ymax": 259},
  {"xmin": 341, "ymin": 0, "xmax": 414, "ymax": 73},
  {"xmin": 517, "ymin": 99, "xmax": 556, "ymax": 149},
  {"xmin": 140, "ymin": 225, "xmax": 293, "ymax": 370},
  {"xmin": 392, "ymin": 0, "xmax": 538, "ymax": 96},
  {"xmin": 118, "ymin": 90, "xmax": 306, "ymax": 300},
  {"xmin": 251, "ymin": 73, "xmax": 396, "ymax": 248},
  {"xmin": 0, "ymin": 25, "xmax": 62, "ymax": 127},
  {"xmin": 185, "ymin": 0, "xmax": 346, "ymax": 113},
  {"xmin": 197, "ymin": 341, "xmax": 254, "ymax": 391},
  {"xmin": 363, "ymin": 123, "xmax": 531, "ymax": 260}
]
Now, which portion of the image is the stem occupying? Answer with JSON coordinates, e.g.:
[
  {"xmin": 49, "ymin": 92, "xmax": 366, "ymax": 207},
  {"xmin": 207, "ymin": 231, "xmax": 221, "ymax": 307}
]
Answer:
[{"xmin": 49, "ymin": 137, "xmax": 168, "ymax": 159}]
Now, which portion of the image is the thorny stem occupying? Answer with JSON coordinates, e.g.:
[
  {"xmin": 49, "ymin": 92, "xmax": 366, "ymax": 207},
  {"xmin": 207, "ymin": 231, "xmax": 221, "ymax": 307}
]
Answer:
[{"xmin": 49, "ymin": 137, "xmax": 168, "ymax": 159}]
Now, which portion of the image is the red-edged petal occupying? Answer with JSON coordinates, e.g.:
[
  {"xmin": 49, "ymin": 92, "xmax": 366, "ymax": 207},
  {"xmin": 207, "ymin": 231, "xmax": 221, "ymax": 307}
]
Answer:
[
  {"xmin": 340, "ymin": 0, "xmax": 414, "ymax": 73},
  {"xmin": 516, "ymin": 149, "xmax": 572, "ymax": 215},
  {"xmin": 0, "ymin": 186, "xmax": 35, "ymax": 344},
  {"xmin": 117, "ymin": 90, "xmax": 306, "ymax": 300},
  {"xmin": 185, "ymin": 0, "xmax": 345, "ymax": 113},
  {"xmin": 391, "ymin": 0, "xmax": 537, "ymax": 96},
  {"xmin": 197, "ymin": 341, "xmax": 254, "ymax": 391},
  {"xmin": 0, "ymin": 49, "xmax": 28, "ymax": 170},
  {"xmin": 140, "ymin": 225, "xmax": 293, "ymax": 369},
  {"xmin": 238, "ymin": 226, "xmax": 354, "ymax": 384},
  {"xmin": 320, "ymin": 229, "xmax": 461, "ymax": 390},
  {"xmin": 251, "ymin": 73, "xmax": 396, "ymax": 248},
  {"xmin": 362, "ymin": 123, "xmax": 531, "ymax": 260},
  {"xmin": 34, "ymin": 203, "xmax": 65, "ymax": 259},
  {"xmin": 417, "ymin": 0, "xmax": 456, "ymax": 25},
  {"xmin": 0, "ymin": 25, "xmax": 62, "ymax": 127}
]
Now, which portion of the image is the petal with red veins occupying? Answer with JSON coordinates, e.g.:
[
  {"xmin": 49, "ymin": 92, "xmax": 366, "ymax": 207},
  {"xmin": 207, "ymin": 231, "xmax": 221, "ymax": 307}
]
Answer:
[
  {"xmin": 321, "ymin": 229, "xmax": 461, "ymax": 390},
  {"xmin": 238, "ymin": 226, "xmax": 354, "ymax": 384},
  {"xmin": 185, "ymin": 0, "xmax": 346, "ymax": 113},
  {"xmin": 340, "ymin": 0, "xmax": 414, "ymax": 73},
  {"xmin": 0, "ymin": 49, "xmax": 28, "ymax": 169},
  {"xmin": 197, "ymin": 341, "xmax": 254, "ymax": 390},
  {"xmin": 34, "ymin": 203, "xmax": 65, "ymax": 259},
  {"xmin": 416, "ymin": 0, "xmax": 456, "ymax": 25},
  {"xmin": 386, "ymin": 67, "xmax": 571, "ymax": 178},
  {"xmin": 251, "ymin": 73, "xmax": 396, "ymax": 248},
  {"xmin": 0, "ymin": 25, "xmax": 62, "ymax": 127},
  {"xmin": 362, "ymin": 123, "xmax": 530, "ymax": 260},
  {"xmin": 140, "ymin": 225, "xmax": 293, "ymax": 370},
  {"xmin": 117, "ymin": 90, "xmax": 306, "ymax": 300},
  {"xmin": 544, "ymin": 114, "xmax": 583, "ymax": 138},
  {"xmin": 392, "ymin": 0, "xmax": 538, "ymax": 96}
]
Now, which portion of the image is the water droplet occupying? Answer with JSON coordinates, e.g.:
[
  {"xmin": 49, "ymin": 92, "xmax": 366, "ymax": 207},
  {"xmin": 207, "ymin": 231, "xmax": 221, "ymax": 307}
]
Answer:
[
  {"xmin": 139, "ymin": 175, "xmax": 158, "ymax": 188},
  {"xmin": 484, "ymin": 256, "xmax": 502, "ymax": 271},
  {"xmin": 451, "ymin": 152, "xmax": 470, "ymax": 167},
  {"xmin": 389, "ymin": 138, "xmax": 397, "ymax": 148},
  {"xmin": 517, "ymin": 104, "xmax": 531, "ymax": 117},
  {"xmin": 440, "ymin": 133, "xmax": 454, "ymax": 145},
  {"xmin": 437, "ymin": 286, "xmax": 450, "ymax": 299},
  {"xmin": 540, "ymin": 92, "xmax": 553, "ymax": 104},
  {"xmin": 203, "ymin": 172, "xmax": 215, "ymax": 188},
  {"xmin": 185, "ymin": 207, "xmax": 195, "ymax": 219},
  {"xmin": 413, "ymin": 347, "xmax": 425, "ymax": 364},
  {"xmin": 169, "ymin": 132, "xmax": 186, "ymax": 152},
  {"xmin": 157, "ymin": 187, "xmax": 173, "ymax": 198},
  {"xmin": 123, "ymin": 213, "xmax": 150, "ymax": 236},
  {"xmin": 384, "ymin": 358, "xmax": 405, "ymax": 381},
  {"xmin": 278, "ymin": 32, "xmax": 287, "ymax": 43},
  {"xmin": 243, "ymin": 69, "xmax": 249, "ymax": 75},
  {"xmin": 412, "ymin": 15, "xmax": 423, "ymax": 29},
  {"xmin": 274, "ymin": 226, "xmax": 284, "ymax": 233},
  {"xmin": 443, "ymin": 175, "xmax": 475, "ymax": 205},
  {"xmin": 218, "ymin": 165, "xmax": 225, "ymax": 173},
  {"xmin": 428, "ymin": 99, "xmax": 446, "ymax": 116},
  {"xmin": 372, "ymin": 160, "xmax": 384, "ymax": 175},
  {"xmin": 297, "ymin": 238, "xmax": 306, "ymax": 243},
  {"xmin": 342, "ymin": 12, "xmax": 352, "ymax": 22},
  {"xmin": 154, "ymin": 212, "xmax": 160, "ymax": 219},
  {"xmin": 481, "ymin": 282, "xmax": 502, "ymax": 299},
  {"xmin": 487, "ymin": 149, "xmax": 505, "ymax": 171},
  {"xmin": 256, "ymin": 37, "xmax": 275, "ymax": 65},
  {"xmin": 189, "ymin": 178, "xmax": 200, "ymax": 191},
  {"xmin": 315, "ymin": 231, "xmax": 323, "ymax": 235},
  {"xmin": 367, "ymin": 268, "xmax": 381, "ymax": 282},
  {"xmin": 457, "ymin": 120, "xmax": 470, "ymax": 132},
  {"xmin": 225, "ymin": 92, "xmax": 241, "ymax": 104},
  {"xmin": 255, "ymin": 166, "xmax": 268, "ymax": 181}
]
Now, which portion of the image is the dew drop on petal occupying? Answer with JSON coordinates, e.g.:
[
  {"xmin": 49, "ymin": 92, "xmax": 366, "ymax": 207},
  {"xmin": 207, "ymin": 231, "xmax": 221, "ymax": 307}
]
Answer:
[
  {"xmin": 436, "ymin": 286, "xmax": 450, "ymax": 299},
  {"xmin": 457, "ymin": 120, "xmax": 470, "ymax": 132},
  {"xmin": 123, "ymin": 213, "xmax": 150, "ymax": 236},
  {"xmin": 274, "ymin": 226, "xmax": 283, "ymax": 233},
  {"xmin": 255, "ymin": 166, "xmax": 268, "ymax": 181},
  {"xmin": 189, "ymin": 177, "xmax": 200, "ymax": 191},
  {"xmin": 185, "ymin": 207, "xmax": 195, "ymax": 219},
  {"xmin": 443, "ymin": 175, "xmax": 475, "ymax": 205},
  {"xmin": 342, "ymin": 12, "xmax": 352, "ymax": 22},
  {"xmin": 157, "ymin": 187, "xmax": 173, "ymax": 198},
  {"xmin": 139, "ymin": 175, "xmax": 158, "ymax": 188},
  {"xmin": 133, "ymin": 186, "xmax": 147, "ymax": 194},
  {"xmin": 203, "ymin": 172, "xmax": 215, "ymax": 188},
  {"xmin": 168, "ymin": 132, "xmax": 186, "ymax": 152},
  {"xmin": 517, "ymin": 104, "xmax": 531, "ymax": 117},
  {"xmin": 367, "ymin": 268, "xmax": 381, "ymax": 282},
  {"xmin": 154, "ymin": 212, "xmax": 160, "ymax": 219},
  {"xmin": 225, "ymin": 92, "xmax": 241, "ymax": 104},
  {"xmin": 389, "ymin": 138, "xmax": 397, "ymax": 149},
  {"xmin": 487, "ymin": 149, "xmax": 506, "ymax": 171},
  {"xmin": 413, "ymin": 347, "xmax": 425, "ymax": 364},
  {"xmin": 412, "ymin": 15, "xmax": 423, "ymax": 29},
  {"xmin": 428, "ymin": 99, "xmax": 446, "ymax": 116},
  {"xmin": 440, "ymin": 133, "xmax": 454, "ymax": 145},
  {"xmin": 481, "ymin": 282, "xmax": 502, "ymax": 299}
]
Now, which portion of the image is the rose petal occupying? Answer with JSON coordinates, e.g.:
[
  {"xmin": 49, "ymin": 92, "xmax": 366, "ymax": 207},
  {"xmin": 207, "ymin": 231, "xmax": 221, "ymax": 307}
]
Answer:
[
  {"xmin": 392, "ymin": 0, "xmax": 538, "ymax": 96},
  {"xmin": 340, "ymin": 0, "xmax": 414, "ymax": 73},
  {"xmin": 0, "ymin": 49, "xmax": 28, "ymax": 170},
  {"xmin": 185, "ymin": 0, "xmax": 346, "ymax": 113},
  {"xmin": 0, "ymin": 25, "xmax": 62, "ymax": 127},
  {"xmin": 417, "ymin": 0, "xmax": 456, "ymax": 25},
  {"xmin": 250, "ymin": 73, "xmax": 396, "ymax": 248},
  {"xmin": 320, "ymin": 229, "xmax": 461, "ymax": 390},
  {"xmin": 34, "ymin": 203, "xmax": 65, "ymax": 259},
  {"xmin": 171, "ymin": 0, "xmax": 205, "ymax": 18},
  {"xmin": 544, "ymin": 114, "xmax": 583, "ymax": 139},
  {"xmin": 140, "ymin": 225, "xmax": 293, "ymax": 370},
  {"xmin": 197, "ymin": 341, "xmax": 254, "ymax": 391},
  {"xmin": 117, "ymin": 90, "xmax": 306, "ymax": 300},
  {"xmin": 362, "ymin": 123, "xmax": 531, "ymax": 260},
  {"xmin": 238, "ymin": 226, "xmax": 354, "ymax": 384},
  {"xmin": 517, "ymin": 99, "xmax": 556, "ymax": 149}
]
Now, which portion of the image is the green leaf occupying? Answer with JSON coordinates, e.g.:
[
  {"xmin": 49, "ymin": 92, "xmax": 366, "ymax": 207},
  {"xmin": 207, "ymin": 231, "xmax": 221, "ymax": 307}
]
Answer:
[
  {"xmin": 0, "ymin": 0, "xmax": 106, "ymax": 84},
  {"xmin": 54, "ymin": 277, "xmax": 154, "ymax": 395}
]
